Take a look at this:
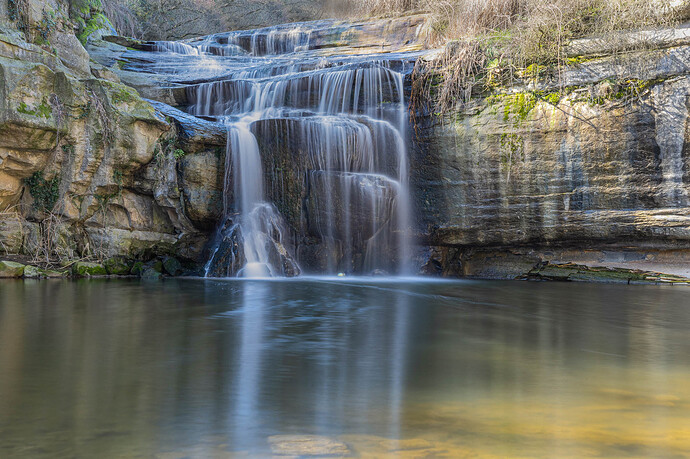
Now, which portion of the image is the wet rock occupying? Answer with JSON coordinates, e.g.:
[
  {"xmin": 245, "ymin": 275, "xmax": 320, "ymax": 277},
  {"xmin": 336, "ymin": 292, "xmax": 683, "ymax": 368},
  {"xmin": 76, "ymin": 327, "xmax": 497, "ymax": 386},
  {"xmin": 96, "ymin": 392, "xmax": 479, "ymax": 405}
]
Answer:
[
  {"xmin": 130, "ymin": 261, "xmax": 145, "ymax": 276},
  {"xmin": 141, "ymin": 268, "xmax": 163, "ymax": 280},
  {"xmin": 268, "ymin": 435, "xmax": 351, "ymax": 457},
  {"xmin": 162, "ymin": 256, "xmax": 182, "ymax": 276},
  {"xmin": 0, "ymin": 261, "xmax": 25, "ymax": 278},
  {"xmin": 104, "ymin": 257, "xmax": 131, "ymax": 276},
  {"xmin": 72, "ymin": 262, "xmax": 107, "ymax": 277},
  {"xmin": 22, "ymin": 265, "xmax": 63, "ymax": 279},
  {"xmin": 23, "ymin": 265, "xmax": 45, "ymax": 279},
  {"xmin": 147, "ymin": 260, "xmax": 164, "ymax": 273}
]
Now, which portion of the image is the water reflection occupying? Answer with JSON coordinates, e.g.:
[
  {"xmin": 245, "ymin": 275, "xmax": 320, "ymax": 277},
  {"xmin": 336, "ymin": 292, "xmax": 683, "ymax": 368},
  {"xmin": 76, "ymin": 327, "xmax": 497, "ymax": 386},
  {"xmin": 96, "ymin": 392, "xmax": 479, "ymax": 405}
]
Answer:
[
  {"xmin": 1, "ymin": 279, "xmax": 689, "ymax": 457},
  {"xmin": 232, "ymin": 280, "xmax": 266, "ymax": 449}
]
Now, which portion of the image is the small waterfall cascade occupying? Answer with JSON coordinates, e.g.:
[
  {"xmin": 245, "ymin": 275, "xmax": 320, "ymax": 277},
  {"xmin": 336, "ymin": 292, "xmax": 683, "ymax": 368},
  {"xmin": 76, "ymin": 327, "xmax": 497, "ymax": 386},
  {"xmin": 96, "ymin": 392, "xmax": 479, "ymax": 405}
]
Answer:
[{"xmin": 148, "ymin": 20, "xmax": 422, "ymax": 277}]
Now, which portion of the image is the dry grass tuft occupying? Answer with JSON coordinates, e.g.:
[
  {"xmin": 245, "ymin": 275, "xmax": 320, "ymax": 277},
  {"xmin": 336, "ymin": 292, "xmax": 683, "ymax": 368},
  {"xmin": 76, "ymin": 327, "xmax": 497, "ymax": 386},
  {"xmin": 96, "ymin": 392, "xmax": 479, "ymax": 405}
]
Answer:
[{"xmin": 347, "ymin": 0, "xmax": 690, "ymax": 112}]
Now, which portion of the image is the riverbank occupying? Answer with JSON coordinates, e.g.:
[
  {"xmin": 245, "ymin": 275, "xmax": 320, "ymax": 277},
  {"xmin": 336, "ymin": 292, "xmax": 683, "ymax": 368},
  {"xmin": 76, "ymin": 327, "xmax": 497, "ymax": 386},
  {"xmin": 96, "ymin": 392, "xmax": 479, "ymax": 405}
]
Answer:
[{"xmin": 0, "ymin": 255, "xmax": 190, "ymax": 279}]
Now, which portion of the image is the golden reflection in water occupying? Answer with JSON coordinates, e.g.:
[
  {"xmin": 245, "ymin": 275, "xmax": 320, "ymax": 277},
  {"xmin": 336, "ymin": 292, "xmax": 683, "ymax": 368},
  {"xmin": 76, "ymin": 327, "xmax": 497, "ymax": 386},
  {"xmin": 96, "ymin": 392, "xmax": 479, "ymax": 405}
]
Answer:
[{"xmin": 1, "ymin": 279, "xmax": 689, "ymax": 458}]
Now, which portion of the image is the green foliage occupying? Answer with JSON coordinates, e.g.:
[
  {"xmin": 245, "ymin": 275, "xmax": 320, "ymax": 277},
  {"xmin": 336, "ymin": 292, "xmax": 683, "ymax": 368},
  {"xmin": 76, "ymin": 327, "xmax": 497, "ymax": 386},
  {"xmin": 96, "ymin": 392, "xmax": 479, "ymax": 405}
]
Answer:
[
  {"xmin": 17, "ymin": 102, "xmax": 33, "ymax": 115},
  {"xmin": 77, "ymin": 101, "xmax": 92, "ymax": 120},
  {"xmin": 25, "ymin": 172, "xmax": 60, "ymax": 212},
  {"xmin": 112, "ymin": 169, "xmax": 124, "ymax": 189},
  {"xmin": 154, "ymin": 137, "xmax": 187, "ymax": 163},
  {"xmin": 62, "ymin": 144, "xmax": 76, "ymax": 156},
  {"xmin": 500, "ymin": 133, "xmax": 524, "ymax": 165}
]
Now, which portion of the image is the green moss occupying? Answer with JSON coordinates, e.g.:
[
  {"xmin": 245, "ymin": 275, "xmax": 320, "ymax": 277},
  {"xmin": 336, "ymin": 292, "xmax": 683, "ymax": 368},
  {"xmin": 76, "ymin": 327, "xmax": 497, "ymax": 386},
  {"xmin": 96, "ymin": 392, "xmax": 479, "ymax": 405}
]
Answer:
[
  {"xmin": 17, "ymin": 99, "xmax": 52, "ymax": 119},
  {"xmin": 104, "ymin": 257, "xmax": 131, "ymax": 275},
  {"xmin": 72, "ymin": 261, "xmax": 107, "ymax": 277},
  {"xmin": 77, "ymin": 13, "xmax": 113, "ymax": 45},
  {"xmin": 17, "ymin": 101, "xmax": 35, "ymax": 116},
  {"xmin": 488, "ymin": 92, "xmax": 539, "ymax": 123},
  {"xmin": 25, "ymin": 171, "xmax": 60, "ymax": 212},
  {"xmin": 581, "ymin": 78, "xmax": 662, "ymax": 106},
  {"xmin": 62, "ymin": 144, "xmax": 75, "ymax": 156},
  {"xmin": 36, "ymin": 101, "xmax": 52, "ymax": 119},
  {"xmin": 130, "ymin": 261, "xmax": 145, "ymax": 276},
  {"xmin": 110, "ymin": 85, "xmax": 137, "ymax": 104},
  {"xmin": 113, "ymin": 169, "xmax": 124, "ymax": 188}
]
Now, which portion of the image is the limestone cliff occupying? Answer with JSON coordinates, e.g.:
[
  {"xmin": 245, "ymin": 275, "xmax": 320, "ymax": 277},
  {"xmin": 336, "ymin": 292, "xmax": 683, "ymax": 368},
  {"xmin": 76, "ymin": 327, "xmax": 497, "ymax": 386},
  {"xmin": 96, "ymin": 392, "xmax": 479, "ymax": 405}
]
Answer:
[
  {"xmin": 412, "ymin": 29, "xmax": 690, "ymax": 278},
  {"xmin": 0, "ymin": 0, "xmax": 216, "ymax": 267}
]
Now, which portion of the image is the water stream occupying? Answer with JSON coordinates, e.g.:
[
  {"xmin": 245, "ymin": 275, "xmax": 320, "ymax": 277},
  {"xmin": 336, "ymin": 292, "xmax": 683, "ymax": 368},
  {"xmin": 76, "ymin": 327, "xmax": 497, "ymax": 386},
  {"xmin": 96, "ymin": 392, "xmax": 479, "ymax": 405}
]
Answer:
[{"xmin": 143, "ymin": 20, "xmax": 418, "ymax": 277}]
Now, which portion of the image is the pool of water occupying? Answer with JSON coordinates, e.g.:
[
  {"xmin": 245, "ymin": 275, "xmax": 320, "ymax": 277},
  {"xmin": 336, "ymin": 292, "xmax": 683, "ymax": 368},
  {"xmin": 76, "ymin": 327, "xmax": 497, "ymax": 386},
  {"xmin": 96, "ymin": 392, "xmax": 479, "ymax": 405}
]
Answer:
[{"xmin": 1, "ymin": 278, "xmax": 689, "ymax": 457}]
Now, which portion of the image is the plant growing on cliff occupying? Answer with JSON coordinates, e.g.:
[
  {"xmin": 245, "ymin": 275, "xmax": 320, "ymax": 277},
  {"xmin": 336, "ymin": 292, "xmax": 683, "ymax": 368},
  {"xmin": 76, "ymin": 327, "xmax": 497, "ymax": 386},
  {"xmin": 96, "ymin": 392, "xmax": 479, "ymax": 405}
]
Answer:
[
  {"xmin": 86, "ymin": 89, "xmax": 114, "ymax": 145},
  {"xmin": 397, "ymin": 0, "xmax": 690, "ymax": 113},
  {"xmin": 8, "ymin": 0, "xmax": 29, "ymax": 33},
  {"xmin": 154, "ymin": 138, "xmax": 186, "ymax": 163},
  {"xmin": 25, "ymin": 172, "xmax": 60, "ymax": 213},
  {"xmin": 35, "ymin": 10, "xmax": 58, "ymax": 45}
]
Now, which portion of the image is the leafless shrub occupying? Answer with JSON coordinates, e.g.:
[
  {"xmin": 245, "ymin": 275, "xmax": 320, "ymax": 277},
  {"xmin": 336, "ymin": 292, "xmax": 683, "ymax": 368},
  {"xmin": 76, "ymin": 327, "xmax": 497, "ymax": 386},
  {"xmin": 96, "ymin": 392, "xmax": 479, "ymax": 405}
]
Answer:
[
  {"xmin": 103, "ymin": 0, "xmax": 144, "ymax": 39},
  {"xmin": 88, "ymin": 89, "xmax": 114, "ymax": 146},
  {"xmin": 355, "ymin": 0, "xmax": 690, "ymax": 112}
]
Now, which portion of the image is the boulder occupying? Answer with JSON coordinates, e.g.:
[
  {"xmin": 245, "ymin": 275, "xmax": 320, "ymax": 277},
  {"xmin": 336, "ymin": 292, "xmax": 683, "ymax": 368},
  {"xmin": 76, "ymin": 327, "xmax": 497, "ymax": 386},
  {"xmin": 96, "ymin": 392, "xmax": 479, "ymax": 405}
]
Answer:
[
  {"xmin": 141, "ymin": 268, "xmax": 162, "ymax": 280},
  {"xmin": 104, "ymin": 257, "xmax": 131, "ymax": 275},
  {"xmin": 130, "ymin": 261, "xmax": 145, "ymax": 276},
  {"xmin": 0, "ymin": 260, "xmax": 25, "ymax": 278},
  {"xmin": 72, "ymin": 262, "xmax": 107, "ymax": 277},
  {"xmin": 162, "ymin": 256, "xmax": 182, "ymax": 276},
  {"xmin": 23, "ymin": 265, "xmax": 45, "ymax": 278}
]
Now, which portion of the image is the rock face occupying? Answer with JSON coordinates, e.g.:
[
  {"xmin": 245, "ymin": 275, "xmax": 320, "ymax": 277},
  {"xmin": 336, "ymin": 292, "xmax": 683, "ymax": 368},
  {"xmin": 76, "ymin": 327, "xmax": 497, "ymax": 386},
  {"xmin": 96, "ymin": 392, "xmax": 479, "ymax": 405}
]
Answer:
[
  {"xmin": 0, "ymin": 0, "xmax": 221, "ymax": 266},
  {"xmin": 411, "ymin": 42, "xmax": 690, "ymax": 278}
]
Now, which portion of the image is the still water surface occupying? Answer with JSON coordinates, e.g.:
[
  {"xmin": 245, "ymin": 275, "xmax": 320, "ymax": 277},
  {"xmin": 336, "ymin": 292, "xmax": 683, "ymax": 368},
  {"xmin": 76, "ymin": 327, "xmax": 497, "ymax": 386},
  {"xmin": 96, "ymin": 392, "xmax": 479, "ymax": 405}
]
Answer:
[{"xmin": 1, "ymin": 278, "xmax": 689, "ymax": 457}]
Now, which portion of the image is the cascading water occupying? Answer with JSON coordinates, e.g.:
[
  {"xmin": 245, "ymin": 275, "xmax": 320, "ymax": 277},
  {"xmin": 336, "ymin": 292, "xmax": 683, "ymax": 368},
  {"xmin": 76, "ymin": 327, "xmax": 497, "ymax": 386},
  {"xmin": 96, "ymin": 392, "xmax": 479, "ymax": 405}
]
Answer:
[{"xmin": 147, "ymin": 20, "xmax": 420, "ymax": 277}]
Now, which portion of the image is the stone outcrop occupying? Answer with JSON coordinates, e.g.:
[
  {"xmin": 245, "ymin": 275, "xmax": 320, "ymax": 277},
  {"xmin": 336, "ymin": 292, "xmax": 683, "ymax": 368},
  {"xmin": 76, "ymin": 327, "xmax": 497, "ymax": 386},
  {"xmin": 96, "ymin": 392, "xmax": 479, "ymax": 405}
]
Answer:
[
  {"xmin": 412, "ymin": 34, "xmax": 690, "ymax": 278},
  {"xmin": 0, "ymin": 0, "xmax": 222, "ymax": 267}
]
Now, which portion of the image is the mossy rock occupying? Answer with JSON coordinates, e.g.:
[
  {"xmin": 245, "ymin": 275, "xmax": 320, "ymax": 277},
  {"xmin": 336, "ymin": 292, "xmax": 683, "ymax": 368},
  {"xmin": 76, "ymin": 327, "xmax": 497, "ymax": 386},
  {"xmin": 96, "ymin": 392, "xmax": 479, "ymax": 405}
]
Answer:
[
  {"xmin": 43, "ymin": 269, "xmax": 68, "ymax": 278},
  {"xmin": 131, "ymin": 261, "xmax": 145, "ymax": 276},
  {"xmin": 72, "ymin": 262, "xmax": 107, "ymax": 277},
  {"xmin": 23, "ymin": 265, "xmax": 45, "ymax": 279},
  {"xmin": 0, "ymin": 261, "xmax": 26, "ymax": 278},
  {"xmin": 162, "ymin": 257, "xmax": 182, "ymax": 276},
  {"xmin": 146, "ymin": 260, "xmax": 164, "ymax": 273},
  {"xmin": 141, "ymin": 268, "xmax": 162, "ymax": 280},
  {"xmin": 104, "ymin": 257, "xmax": 131, "ymax": 275}
]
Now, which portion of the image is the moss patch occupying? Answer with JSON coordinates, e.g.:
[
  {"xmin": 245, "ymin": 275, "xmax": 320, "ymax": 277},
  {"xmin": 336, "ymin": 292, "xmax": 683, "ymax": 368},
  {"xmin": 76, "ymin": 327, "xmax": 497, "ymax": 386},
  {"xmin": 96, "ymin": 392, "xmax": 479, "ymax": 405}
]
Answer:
[
  {"xmin": 17, "ymin": 99, "xmax": 53, "ymax": 119},
  {"xmin": 77, "ymin": 13, "xmax": 113, "ymax": 45}
]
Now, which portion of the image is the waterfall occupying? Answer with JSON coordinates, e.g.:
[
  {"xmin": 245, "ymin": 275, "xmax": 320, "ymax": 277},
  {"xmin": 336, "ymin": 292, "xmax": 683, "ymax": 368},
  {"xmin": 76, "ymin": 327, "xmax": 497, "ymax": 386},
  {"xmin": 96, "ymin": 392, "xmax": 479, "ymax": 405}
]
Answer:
[{"xmin": 154, "ymin": 21, "xmax": 415, "ymax": 277}]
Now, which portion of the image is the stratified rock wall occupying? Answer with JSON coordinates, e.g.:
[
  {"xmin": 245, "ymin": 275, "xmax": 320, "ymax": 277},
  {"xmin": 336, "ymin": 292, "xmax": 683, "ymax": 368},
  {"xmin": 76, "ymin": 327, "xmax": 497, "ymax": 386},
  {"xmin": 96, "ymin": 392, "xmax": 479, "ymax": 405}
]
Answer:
[
  {"xmin": 0, "ymin": 0, "xmax": 219, "ymax": 264},
  {"xmin": 412, "ymin": 43, "xmax": 690, "ymax": 278}
]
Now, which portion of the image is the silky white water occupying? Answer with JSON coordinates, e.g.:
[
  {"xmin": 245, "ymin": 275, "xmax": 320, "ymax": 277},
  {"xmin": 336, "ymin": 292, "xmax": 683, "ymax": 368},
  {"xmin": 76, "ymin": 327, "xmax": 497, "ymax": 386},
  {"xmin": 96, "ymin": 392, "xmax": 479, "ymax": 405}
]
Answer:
[{"xmin": 152, "ymin": 21, "xmax": 416, "ymax": 277}]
